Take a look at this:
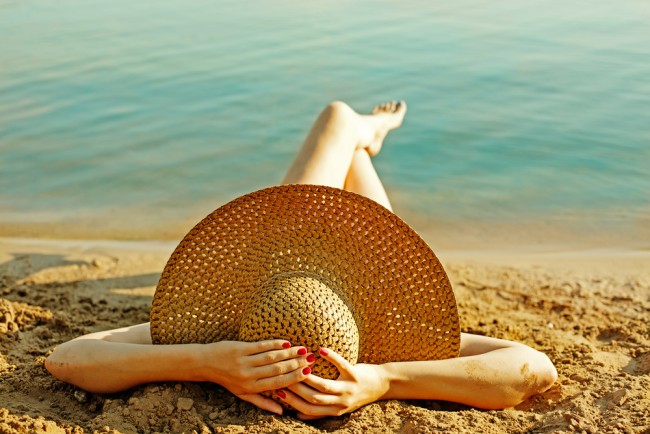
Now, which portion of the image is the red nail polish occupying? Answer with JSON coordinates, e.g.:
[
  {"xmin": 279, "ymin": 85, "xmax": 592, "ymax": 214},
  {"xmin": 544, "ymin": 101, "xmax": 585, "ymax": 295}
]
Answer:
[
  {"xmin": 302, "ymin": 366, "xmax": 311, "ymax": 375},
  {"xmin": 297, "ymin": 348, "xmax": 307, "ymax": 356},
  {"xmin": 282, "ymin": 342, "xmax": 291, "ymax": 349},
  {"xmin": 277, "ymin": 390, "xmax": 286, "ymax": 399},
  {"xmin": 319, "ymin": 348, "xmax": 328, "ymax": 356},
  {"xmin": 306, "ymin": 353, "xmax": 316, "ymax": 363}
]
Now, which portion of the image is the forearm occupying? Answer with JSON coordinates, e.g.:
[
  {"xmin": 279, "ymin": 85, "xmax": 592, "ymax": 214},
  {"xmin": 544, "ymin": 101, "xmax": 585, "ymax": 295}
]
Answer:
[
  {"xmin": 379, "ymin": 346, "xmax": 557, "ymax": 409},
  {"xmin": 46, "ymin": 340, "xmax": 208, "ymax": 393}
]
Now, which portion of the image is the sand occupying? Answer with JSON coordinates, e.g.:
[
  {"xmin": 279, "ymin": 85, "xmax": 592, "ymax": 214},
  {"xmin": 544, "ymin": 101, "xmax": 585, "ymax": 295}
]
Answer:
[{"xmin": 0, "ymin": 236, "xmax": 648, "ymax": 434}]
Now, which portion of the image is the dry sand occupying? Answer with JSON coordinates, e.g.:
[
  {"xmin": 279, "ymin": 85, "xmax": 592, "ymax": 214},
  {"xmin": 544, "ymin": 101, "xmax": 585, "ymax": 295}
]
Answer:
[{"xmin": 0, "ymin": 237, "xmax": 648, "ymax": 433}]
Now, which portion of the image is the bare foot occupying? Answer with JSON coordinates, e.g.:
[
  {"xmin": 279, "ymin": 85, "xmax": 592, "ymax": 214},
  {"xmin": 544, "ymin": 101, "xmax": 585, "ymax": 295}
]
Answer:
[{"xmin": 358, "ymin": 100, "xmax": 407, "ymax": 156}]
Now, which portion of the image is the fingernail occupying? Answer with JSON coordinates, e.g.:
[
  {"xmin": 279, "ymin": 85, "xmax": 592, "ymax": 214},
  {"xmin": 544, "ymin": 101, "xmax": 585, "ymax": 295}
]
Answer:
[
  {"xmin": 282, "ymin": 342, "xmax": 291, "ymax": 349},
  {"xmin": 302, "ymin": 366, "xmax": 311, "ymax": 375},
  {"xmin": 319, "ymin": 348, "xmax": 328, "ymax": 356},
  {"xmin": 297, "ymin": 348, "xmax": 307, "ymax": 356},
  {"xmin": 306, "ymin": 353, "xmax": 316, "ymax": 363},
  {"xmin": 277, "ymin": 389, "xmax": 286, "ymax": 399}
]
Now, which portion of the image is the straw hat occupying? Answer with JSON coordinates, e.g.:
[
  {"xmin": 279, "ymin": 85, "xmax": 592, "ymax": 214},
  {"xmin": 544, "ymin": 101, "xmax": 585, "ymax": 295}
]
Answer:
[{"xmin": 150, "ymin": 184, "xmax": 460, "ymax": 379}]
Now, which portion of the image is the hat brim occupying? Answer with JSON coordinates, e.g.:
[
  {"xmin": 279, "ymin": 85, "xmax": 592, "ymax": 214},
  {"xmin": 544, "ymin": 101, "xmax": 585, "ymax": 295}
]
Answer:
[{"xmin": 150, "ymin": 184, "xmax": 460, "ymax": 363}]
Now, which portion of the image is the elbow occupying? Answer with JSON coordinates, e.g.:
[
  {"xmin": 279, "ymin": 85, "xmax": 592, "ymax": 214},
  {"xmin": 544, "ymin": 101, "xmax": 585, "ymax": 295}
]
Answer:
[
  {"xmin": 536, "ymin": 352, "xmax": 558, "ymax": 393},
  {"xmin": 486, "ymin": 349, "xmax": 558, "ymax": 410},
  {"xmin": 45, "ymin": 342, "xmax": 90, "ymax": 389},
  {"xmin": 45, "ymin": 345, "xmax": 73, "ymax": 384},
  {"xmin": 44, "ymin": 353, "xmax": 54, "ymax": 374},
  {"xmin": 512, "ymin": 349, "xmax": 557, "ymax": 406}
]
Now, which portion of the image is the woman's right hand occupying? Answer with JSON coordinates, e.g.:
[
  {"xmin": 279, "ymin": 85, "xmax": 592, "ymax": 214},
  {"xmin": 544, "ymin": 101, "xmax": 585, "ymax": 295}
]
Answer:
[{"xmin": 198, "ymin": 340, "xmax": 315, "ymax": 414}]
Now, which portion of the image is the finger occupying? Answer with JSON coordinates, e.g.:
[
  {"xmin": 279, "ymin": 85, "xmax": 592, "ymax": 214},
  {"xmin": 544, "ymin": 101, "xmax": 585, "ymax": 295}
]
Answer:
[
  {"xmin": 254, "ymin": 365, "xmax": 312, "ymax": 391},
  {"xmin": 254, "ymin": 354, "xmax": 315, "ymax": 378},
  {"xmin": 242, "ymin": 339, "xmax": 292, "ymax": 355},
  {"xmin": 318, "ymin": 348, "xmax": 354, "ymax": 376},
  {"xmin": 285, "ymin": 382, "xmax": 340, "ymax": 405},
  {"xmin": 237, "ymin": 393, "xmax": 283, "ymax": 415},
  {"xmin": 279, "ymin": 388, "xmax": 343, "ymax": 418},
  {"xmin": 247, "ymin": 346, "xmax": 310, "ymax": 367},
  {"xmin": 301, "ymin": 373, "xmax": 344, "ymax": 394}
]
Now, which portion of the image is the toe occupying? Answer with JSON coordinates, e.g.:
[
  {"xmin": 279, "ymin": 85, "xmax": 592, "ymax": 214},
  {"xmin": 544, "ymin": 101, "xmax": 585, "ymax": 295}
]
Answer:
[{"xmin": 372, "ymin": 101, "xmax": 407, "ymax": 115}]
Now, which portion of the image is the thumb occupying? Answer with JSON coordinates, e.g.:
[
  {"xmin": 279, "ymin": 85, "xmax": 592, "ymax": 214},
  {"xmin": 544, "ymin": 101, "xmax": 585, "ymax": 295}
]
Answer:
[{"xmin": 319, "ymin": 348, "xmax": 354, "ymax": 377}]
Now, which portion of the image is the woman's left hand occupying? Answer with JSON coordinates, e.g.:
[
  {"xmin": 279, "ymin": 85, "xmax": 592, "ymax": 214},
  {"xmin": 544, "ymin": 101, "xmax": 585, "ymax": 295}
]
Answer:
[{"xmin": 280, "ymin": 348, "xmax": 390, "ymax": 419}]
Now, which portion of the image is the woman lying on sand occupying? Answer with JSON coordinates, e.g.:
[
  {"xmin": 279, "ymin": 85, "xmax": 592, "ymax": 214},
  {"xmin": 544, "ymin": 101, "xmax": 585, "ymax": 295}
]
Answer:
[{"xmin": 45, "ymin": 101, "xmax": 557, "ymax": 419}]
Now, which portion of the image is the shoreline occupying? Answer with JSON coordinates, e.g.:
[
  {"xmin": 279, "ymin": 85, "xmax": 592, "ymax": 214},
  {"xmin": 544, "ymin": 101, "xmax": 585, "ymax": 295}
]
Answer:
[
  {"xmin": 1, "ymin": 210, "xmax": 648, "ymax": 251},
  {"xmin": 2, "ymin": 235, "xmax": 648, "ymax": 277}
]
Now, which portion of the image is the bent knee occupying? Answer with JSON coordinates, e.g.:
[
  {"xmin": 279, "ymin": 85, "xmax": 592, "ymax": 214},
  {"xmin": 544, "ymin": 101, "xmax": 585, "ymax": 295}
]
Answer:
[{"xmin": 322, "ymin": 100, "xmax": 355, "ymax": 121}]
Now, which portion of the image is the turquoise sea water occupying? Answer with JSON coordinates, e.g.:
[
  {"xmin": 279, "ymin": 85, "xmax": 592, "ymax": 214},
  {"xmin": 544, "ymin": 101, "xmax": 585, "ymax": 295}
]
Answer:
[{"xmin": 1, "ymin": 0, "xmax": 649, "ymax": 245}]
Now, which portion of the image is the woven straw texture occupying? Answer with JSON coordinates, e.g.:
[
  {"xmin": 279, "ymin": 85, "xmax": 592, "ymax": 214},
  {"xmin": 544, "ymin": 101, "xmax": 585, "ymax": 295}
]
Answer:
[
  {"xmin": 150, "ymin": 184, "xmax": 460, "ymax": 368},
  {"xmin": 238, "ymin": 271, "xmax": 359, "ymax": 379}
]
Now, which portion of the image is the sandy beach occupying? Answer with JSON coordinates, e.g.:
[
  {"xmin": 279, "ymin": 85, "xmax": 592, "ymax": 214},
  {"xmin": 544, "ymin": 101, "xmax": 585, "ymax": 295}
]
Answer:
[
  {"xmin": 2, "ymin": 0, "xmax": 649, "ymax": 431},
  {"xmin": 0, "ymin": 236, "xmax": 648, "ymax": 433}
]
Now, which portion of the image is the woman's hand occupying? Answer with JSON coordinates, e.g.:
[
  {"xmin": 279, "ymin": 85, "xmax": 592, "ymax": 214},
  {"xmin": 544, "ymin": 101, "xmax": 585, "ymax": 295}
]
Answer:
[
  {"xmin": 279, "ymin": 348, "xmax": 390, "ymax": 419},
  {"xmin": 199, "ymin": 340, "xmax": 315, "ymax": 415}
]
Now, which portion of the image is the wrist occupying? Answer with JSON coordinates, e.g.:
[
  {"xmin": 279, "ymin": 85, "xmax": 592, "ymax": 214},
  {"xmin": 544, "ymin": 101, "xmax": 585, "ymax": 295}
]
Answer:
[
  {"xmin": 193, "ymin": 341, "xmax": 227, "ymax": 383},
  {"xmin": 167, "ymin": 343, "xmax": 211, "ymax": 383},
  {"xmin": 373, "ymin": 364, "xmax": 394, "ymax": 400},
  {"xmin": 376, "ymin": 362, "xmax": 405, "ymax": 400}
]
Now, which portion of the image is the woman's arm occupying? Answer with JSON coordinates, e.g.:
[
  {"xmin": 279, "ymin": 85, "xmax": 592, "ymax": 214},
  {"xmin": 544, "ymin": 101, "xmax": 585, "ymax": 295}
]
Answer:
[
  {"xmin": 45, "ymin": 323, "xmax": 315, "ymax": 415},
  {"xmin": 281, "ymin": 333, "xmax": 558, "ymax": 418},
  {"xmin": 380, "ymin": 333, "xmax": 557, "ymax": 407}
]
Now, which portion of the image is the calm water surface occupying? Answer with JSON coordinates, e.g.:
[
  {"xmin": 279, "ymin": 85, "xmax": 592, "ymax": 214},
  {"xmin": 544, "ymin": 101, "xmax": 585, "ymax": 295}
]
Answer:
[{"xmin": 1, "ymin": 0, "xmax": 649, "ymax": 245}]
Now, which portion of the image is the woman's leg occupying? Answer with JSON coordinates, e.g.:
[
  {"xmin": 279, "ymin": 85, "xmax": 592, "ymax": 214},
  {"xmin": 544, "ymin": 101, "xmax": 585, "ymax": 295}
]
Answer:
[
  {"xmin": 282, "ymin": 100, "xmax": 405, "ymax": 210},
  {"xmin": 344, "ymin": 150, "xmax": 393, "ymax": 211}
]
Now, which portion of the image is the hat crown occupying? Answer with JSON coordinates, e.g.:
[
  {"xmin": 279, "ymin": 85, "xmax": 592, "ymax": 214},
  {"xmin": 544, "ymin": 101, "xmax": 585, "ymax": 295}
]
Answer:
[{"xmin": 238, "ymin": 271, "xmax": 359, "ymax": 379}]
